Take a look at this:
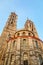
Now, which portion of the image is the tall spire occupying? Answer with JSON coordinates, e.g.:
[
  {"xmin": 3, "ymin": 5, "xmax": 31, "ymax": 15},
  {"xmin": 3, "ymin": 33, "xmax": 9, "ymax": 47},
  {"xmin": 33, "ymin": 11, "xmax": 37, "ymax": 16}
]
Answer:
[
  {"xmin": 24, "ymin": 19, "xmax": 33, "ymax": 30},
  {"xmin": 1, "ymin": 12, "xmax": 18, "ymax": 38},
  {"xmin": 24, "ymin": 19, "xmax": 39, "ymax": 37}
]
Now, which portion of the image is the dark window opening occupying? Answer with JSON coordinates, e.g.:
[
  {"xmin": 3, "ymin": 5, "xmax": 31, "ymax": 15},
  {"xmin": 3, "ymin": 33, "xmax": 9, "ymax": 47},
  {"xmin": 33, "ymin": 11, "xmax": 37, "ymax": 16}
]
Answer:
[
  {"xmin": 41, "ymin": 62, "xmax": 43, "ymax": 65},
  {"xmin": 39, "ymin": 54, "xmax": 43, "ymax": 65},
  {"xmin": 23, "ymin": 60, "xmax": 28, "ymax": 65},
  {"xmin": 28, "ymin": 33, "xmax": 30, "ymax": 36},
  {"xmin": 13, "ymin": 41, "xmax": 15, "ymax": 47},
  {"xmin": 22, "ymin": 32, "xmax": 25, "ymax": 35},
  {"xmin": 17, "ymin": 33, "xmax": 20, "ymax": 36},
  {"xmin": 35, "ymin": 41, "xmax": 38, "ymax": 48},
  {"xmin": 32, "ymin": 28, "xmax": 33, "ymax": 31},
  {"xmin": 11, "ymin": 21, "xmax": 13, "ymax": 24},
  {"xmin": 23, "ymin": 39, "xmax": 26, "ymax": 43},
  {"xmin": 23, "ymin": 39, "xmax": 26, "ymax": 41}
]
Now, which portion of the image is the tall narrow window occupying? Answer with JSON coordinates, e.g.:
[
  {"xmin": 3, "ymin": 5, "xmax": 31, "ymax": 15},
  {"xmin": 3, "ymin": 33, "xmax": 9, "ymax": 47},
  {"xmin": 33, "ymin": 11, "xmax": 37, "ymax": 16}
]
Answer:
[
  {"xmin": 23, "ymin": 39, "xmax": 26, "ymax": 43},
  {"xmin": 10, "ymin": 54, "xmax": 14, "ymax": 65},
  {"xmin": 39, "ymin": 54, "xmax": 43, "ymax": 65},
  {"xmin": 6, "ymin": 58, "xmax": 8, "ymax": 65},
  {"xmin": 4, "ymin": 54, "xmax": 9, "ymax": 65},
  {"xmin": 23, "ymin": 53, "xmax": 28, "ymax": 65},
  {"xmin": 17, "ymin": 33, "xmax": 20, "ymax": 36},
  {"xmin": 32, "ymin": 28, "xmax": 33, "ymax": 31},
  {"xmin": 13, "ymin": 41, "xmax": 15, "ymax": 47},
  {"xmin": 23, "ymin": 39, "xmax": 26, "ymax": 47},
  {"xmin": 35, "ymin": 40, "xmax": 38, "ymax": 48},
  {"xmin": 23, "ymin": 39, "xmax": 28, "ymax": 48}
]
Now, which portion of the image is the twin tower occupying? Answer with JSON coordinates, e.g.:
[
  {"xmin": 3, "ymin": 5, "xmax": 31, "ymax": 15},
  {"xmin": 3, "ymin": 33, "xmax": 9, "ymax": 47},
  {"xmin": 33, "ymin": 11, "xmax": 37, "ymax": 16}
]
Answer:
[{"xmin": 0, "ymin": 12, "xmax": 43, "ymax": 65}]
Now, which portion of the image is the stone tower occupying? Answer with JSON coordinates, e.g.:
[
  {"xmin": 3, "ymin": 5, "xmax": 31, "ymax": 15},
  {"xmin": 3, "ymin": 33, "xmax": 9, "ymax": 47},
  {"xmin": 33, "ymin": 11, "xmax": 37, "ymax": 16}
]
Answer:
[
  {"xmin": 1, "ymin": 12, "xmax": 17, "ymax": 38},
  {"xmin": 0, "ymin": 12, "xmax": 17, "ymax": 65},
  {"xmin": 0, "ymin": 12, "xmax": 43, "ymax": 65}
]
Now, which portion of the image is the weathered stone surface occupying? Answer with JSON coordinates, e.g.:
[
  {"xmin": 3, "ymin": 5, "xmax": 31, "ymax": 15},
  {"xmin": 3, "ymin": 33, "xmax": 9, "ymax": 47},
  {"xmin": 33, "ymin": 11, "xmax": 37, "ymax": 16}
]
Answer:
[{"xmin": 0, "ymin": 12, "xmax": 43, "ymax": 65}]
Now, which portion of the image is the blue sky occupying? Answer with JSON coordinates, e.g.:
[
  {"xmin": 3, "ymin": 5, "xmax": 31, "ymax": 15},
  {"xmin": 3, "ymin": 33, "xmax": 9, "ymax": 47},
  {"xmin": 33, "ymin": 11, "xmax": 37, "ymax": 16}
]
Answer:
[{"xmin": 0, "ymin": 0, "xmax": 43, "ymax": 41}]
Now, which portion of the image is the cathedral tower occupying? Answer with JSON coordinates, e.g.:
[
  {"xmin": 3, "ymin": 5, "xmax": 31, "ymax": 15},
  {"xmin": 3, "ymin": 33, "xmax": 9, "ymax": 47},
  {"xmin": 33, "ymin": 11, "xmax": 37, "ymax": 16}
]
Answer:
[
  {"xmin": 0, "ymin": 12, "xmax": 17, "ymax": 65},
  {"xmin": 1, "ymin": 12, "xmax": 17, "ymax": 39},
  {"xmin": 24, "ymin": 19, "xmax": 39, "ymax": 37}
]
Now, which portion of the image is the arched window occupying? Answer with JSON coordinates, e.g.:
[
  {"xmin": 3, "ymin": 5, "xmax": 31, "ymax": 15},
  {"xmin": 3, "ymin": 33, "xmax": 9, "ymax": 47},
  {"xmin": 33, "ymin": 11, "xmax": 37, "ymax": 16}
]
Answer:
[
  {"xmin": 17, "ymin": 33, "xmax": 20, "ymax": 36},
  {"xmin": 22, "ymin": 32, "xmax": 25, "ymax": 36},
  {"xmin": 39, "ymin": 54, "xmax": 43, "ymax": 65},
  {"xmin": 32, "ymin": 28, "xmax": 33, "ymax": 31},
  {"xmin": 23, "ymin": 39, "xmax": 28, "ymax": 48},
  {"xmin": 35, "ymin": 40, "xmax": 38, "ymax": 48},
  {"xmin": 13, "ymin": 40, "xmax": 15, "ymax": 47},
  {"xmin": 23, "ymin": 60, "xmax": 28, "ymax": 65},
  {"xmin": 34, "ymin": 40, "xmax": 38, "ymax": 48},
  {"xmin": 23, "ymin": 39, "xmax": 26, "ymax": 43},
  {"xmin": 23, "ymin": 39, "xmax": 26, "ymax": 47},
  {"xmin": 28, "ymin": 33, "xmax": 30, "ymax": 36},
  {"xmin": 23, "ymin": 53, "xmax": 28, "ymax": 65}
]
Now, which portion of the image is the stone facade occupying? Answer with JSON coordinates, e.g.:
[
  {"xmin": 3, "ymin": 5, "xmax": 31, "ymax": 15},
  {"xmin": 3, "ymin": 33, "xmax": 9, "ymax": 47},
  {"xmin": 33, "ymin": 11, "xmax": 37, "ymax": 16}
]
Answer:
[{"xmin": 0, "ymin": 12, "xmax": 43, "ymax": 65}]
